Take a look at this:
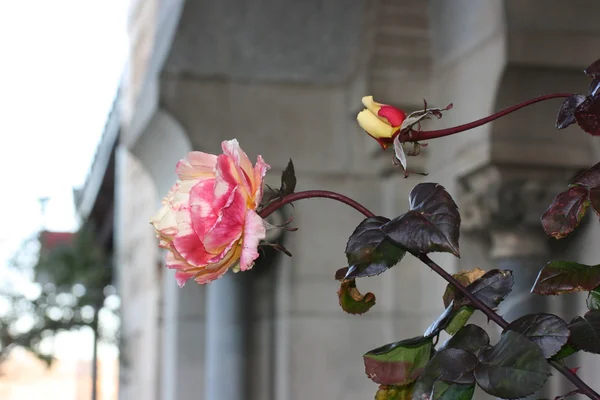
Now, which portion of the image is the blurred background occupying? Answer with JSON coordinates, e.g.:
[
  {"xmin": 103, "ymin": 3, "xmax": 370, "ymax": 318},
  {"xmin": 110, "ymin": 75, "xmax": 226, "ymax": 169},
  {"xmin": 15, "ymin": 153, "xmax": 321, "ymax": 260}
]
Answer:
[{"xmin": 1, "ymin": 1, "xmax": 600, "ymax": 399}]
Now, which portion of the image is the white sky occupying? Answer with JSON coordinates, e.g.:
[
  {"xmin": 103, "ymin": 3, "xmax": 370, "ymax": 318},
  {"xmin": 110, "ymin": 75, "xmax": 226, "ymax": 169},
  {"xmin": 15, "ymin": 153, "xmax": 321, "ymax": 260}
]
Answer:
[{"xmin": 0, "ymin": 1, "xmax": 129, "ymax": 361}]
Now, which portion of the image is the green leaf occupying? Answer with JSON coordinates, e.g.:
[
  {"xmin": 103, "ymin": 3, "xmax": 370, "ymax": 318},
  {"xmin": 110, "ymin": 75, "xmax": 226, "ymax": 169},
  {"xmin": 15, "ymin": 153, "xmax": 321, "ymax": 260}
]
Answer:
[
  {"xmin": 382, "ymin": 183, "xmax": 461, "ymax": 257},
  {"xmin": 429, "ymin": 381, "xmax": 475, "ymax": 400},
  {"xmin": 279, "ymin": 158, "xmax": 296, "ymax": 196},
  {"xmin": 440, "ymin": 269, "xmax": 486, "ymax": 334},
  {"xmin": 551, "ymin": 343, "xmax": 577, "ymax": 361},
  {"xmin": 455, "ymin": 269, "xmax": 514, "ymax": 309},
  {"xmin": 474, "ymin": 330, "xmax": 550, "ymax": 399},
  {"xmin": 531, "ymin": 261, "xmax": 600, "ymax": 295},
  {"xmin": 412, "ymin": 349, "xmax": 478, "ymax": 400},
  {"xmin": 442, "ymin": 324, "xmax": 490, "ymax": 355},
  {"xmin": 343, "ymin": 216, "xmax": 406, "ymax": 280},
  {"xmin": 541, "ymin": 185, "xmax": 590, "ymax": 239},
  {"xmin": 568, "ymin": 310, "xmax": 600, "ymax": 354},
  {"xmin": 424, "ymin": 302, "xmax": 455, "ymax": 338},
  {"xmin": 587, "ymin": 287, "xmax": 600, "ymax": 311},
  {"xmin": 375, "ymin": 383, "xmax": 414, "ymax": 400},
  {"xmin": 363, "ymin": 336, "xmax": 433, "ymax": 385},
  {"xmin": 337, "ymin": 280, "xmax": 376, "ymax": 315},
  {"xmin": 506, "ymin": 314, "xmax": 569, "ymax": 358},
  {"xmin": 445, "ymin": 307, "xmax": 475, "ymax": 335}
]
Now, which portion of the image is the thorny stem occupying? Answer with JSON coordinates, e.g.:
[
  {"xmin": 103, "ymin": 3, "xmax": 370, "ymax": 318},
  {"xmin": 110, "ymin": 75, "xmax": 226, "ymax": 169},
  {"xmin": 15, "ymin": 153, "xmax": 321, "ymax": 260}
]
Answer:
[
  {"xmin": 398, "ymin": 92, "xmax": 573, "ymax": 143},
  {"xmin": 259, "ymin": 190, "xmax": 600, "ymax": 400},
  {"xmin": 418, "ymin": 253, "xmax": 600, "ymax": 400}
]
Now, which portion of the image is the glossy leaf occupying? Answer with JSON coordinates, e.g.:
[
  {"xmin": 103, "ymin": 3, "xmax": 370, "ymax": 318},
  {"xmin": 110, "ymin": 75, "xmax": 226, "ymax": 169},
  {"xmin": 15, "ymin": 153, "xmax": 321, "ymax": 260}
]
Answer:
[
  {"xmin": 442, "ymin": 324, "xmax": 490, "ymax": 355},
  {"xmin": 442, "ymin": 268, "xmax": 486, "ymax": 308},
  {"xmin": 455, "ymin": 269, "xmax": 514, "ymax": 309},
  {"xmin": 424, "ymin": 302, "xmax": 455, "ymax": 338},
  {"xmin": 364, "ymin": 336, "xmax": 433, "ymax": 385},
  {"xmin": 556, "ymin": 95, "xmax": 586, "ymax": 129},
  {"xmin": 541, "ymin": 185, "xmax": 590, "ymax": 239},
  {"xmin": 585, "ymin": 57, "xmax": 600, "ymax": 78},
  {"xmin": 572, "ymin": 161, "xmax": 600, "ymax": 187},
  {"xmin": 279, "ymin": 158, "xmax": 296, "ymax": 196},
  {"xmin": 382, "ymin": 183, "xmax": 461, "ymax": 257},
  {"xmin": 531, "ymin": 261, "xmax": 600, "ymax": 295},
  {"xmin": 506, "ymin": 313, "xmax": 569, "ymax": 358},
  {"xmin": 375, "ymin": 384, "xmax": 414, "ymax": 400},
  {"xmin": 445, "ymin": 307, "xmax": 475, "ymax": 335},
  {"xmin": 552, "ymin": 343, "xmax": 577, "ymax": 361},
  {"xmin": 429, "ymin": 381, "xmax": 475, "ymax": 400},
  {"xmin": 474, "ymin": 330, "xmax": 550, "ymax": 399},
  {"xmin": 344, "ymin": 216, "xmax": 406, "ymax": 280},
  {"xmin": 568, "ymin": 310, "xmax": 600, "ymax": 354},
  {"xmin": 574, "ymin": 95, "xmax": 600, "ymax": 136},
  {"xmin": 587, "ymin": 287, "xmax": 600, "ymax": 311},
  {"xmin": 412, "ymin": 349, "xmax": 478, "ymax": 400},
  {"xmin": 337, "ymin": 280, "xmax": 376, "ymax": 315}
]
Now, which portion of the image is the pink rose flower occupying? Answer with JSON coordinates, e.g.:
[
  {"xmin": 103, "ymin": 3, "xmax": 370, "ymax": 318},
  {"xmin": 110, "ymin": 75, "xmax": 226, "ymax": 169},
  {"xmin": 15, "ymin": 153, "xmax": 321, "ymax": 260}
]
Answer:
[{"xmin": 150, "ymin": 139, "xmax": 270, "ymax": 286}]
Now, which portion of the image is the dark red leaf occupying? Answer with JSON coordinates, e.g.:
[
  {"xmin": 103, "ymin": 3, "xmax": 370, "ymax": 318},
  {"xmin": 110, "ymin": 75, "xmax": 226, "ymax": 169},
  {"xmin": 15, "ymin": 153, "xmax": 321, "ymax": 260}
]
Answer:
[
  {"xmin": 532, "ymin": 261, "xmax": 600, "ymax": 296},
  {"xmin": 556, "ymin": 95, "xmax": 586, "ymax": 129},
  {"xmin": 574, "ymin": 96, "xmax": 600, "ymax": 136},
  {"xmin": 572, "ymin": 161, "xmax": 600, "ymax": 187},
  {"xmin": 382, "ymin": 183, "xmax": 460, "ymax": 257},
  {"xmin": 590, "ymin": 186, "xmax": 600, "ymax": 216},
  {"xmin": 568, "ymin": 310, "xmax": 600, "ymax": 354},
  {"xmin": 584, "ymin": 57, "xmax": 600, "ymax": 78},
  {"xmin": 541, "ymin": 185, "xmax": 590, "ymax": 239}
]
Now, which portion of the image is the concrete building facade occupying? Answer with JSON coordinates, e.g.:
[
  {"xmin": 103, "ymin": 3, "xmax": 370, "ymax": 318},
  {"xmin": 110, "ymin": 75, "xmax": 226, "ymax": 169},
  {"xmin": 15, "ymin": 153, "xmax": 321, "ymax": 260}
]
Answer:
[{"xmin": 81, "ymin": 1, "xmax": 600, "ymax": 399}]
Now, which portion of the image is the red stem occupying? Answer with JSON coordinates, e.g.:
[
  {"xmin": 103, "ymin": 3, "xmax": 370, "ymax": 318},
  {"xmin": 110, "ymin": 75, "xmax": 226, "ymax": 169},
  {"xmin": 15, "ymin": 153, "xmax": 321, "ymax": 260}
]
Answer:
[
  {"xmin": 399, "ymin": 92, "xmax": 573, "ymax": 142},
  {"xmin": 259, "ymin": 189, "xmax": 600, "ymax": 399},
  {"xmin": 258, "ymin": 190, "xmax": 375, "ymax": 219}
]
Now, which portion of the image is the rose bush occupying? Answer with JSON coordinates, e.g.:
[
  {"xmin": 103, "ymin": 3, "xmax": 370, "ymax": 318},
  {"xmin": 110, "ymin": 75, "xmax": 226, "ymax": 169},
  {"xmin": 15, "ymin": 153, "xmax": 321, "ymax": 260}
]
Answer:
[{"xmin": 150, "ymin": 139, "xmax": 270, "ymax": 286}]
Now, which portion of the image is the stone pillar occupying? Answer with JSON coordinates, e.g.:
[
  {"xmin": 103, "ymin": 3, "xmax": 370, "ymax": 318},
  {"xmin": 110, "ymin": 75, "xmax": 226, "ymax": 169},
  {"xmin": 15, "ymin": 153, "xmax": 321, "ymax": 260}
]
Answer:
[
  {"xmin": 204, "ymin": 274, "xmax": 250, "ymax": 400},
  {"xmin": 458, "ymin": 165, "xmax": 578, "ymax": 398}
]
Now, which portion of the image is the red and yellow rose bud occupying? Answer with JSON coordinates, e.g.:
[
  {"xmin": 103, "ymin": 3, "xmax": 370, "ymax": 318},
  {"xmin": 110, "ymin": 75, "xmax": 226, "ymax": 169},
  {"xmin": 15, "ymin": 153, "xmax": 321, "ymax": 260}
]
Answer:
[
  {"xmin": 150, "ymin": 139, "xmax": 270, "ymax": 287},
  {"xmin": 356, "ymin": 96, "xmax": 406, "ymax": 149}
]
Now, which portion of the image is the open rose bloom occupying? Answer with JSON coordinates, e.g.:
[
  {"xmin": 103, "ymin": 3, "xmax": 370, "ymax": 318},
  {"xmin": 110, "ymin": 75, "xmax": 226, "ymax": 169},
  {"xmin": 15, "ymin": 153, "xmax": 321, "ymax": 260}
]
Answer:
[{"xmin": 150, "ymin": 139, "xmax": 270, "ymax": 286}]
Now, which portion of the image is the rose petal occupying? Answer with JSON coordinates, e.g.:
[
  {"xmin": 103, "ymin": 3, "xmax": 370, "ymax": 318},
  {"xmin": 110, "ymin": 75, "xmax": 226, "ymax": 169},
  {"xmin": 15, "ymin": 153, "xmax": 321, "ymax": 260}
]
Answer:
[
  {"xmin": 222, "ymin": 139, "xmax": 255, "ymax": 185},
  {"xmin": 378, "ymin": 105, "xmax": 406, "ymax": 127},
  {"xmin": 176, "ymin": 151, "xmax": 217, "ymax": 180},
  {"xmin": 150, "ymin": 204, "xmax": 178, "ymax": 237},
  {"xmin": 361, "ymin": 95, "xmax": 382, "ymax": 115},
  {"xmin": 357, "ymin": 109, "xmax": 396, "ymax": 139},
  {"xmin": 189, "ymin": 179, "xmax": 219, "ymax": 238},
  {"xmin": 239, "ymin": 209, "xmax": 266, "ymax": 271},
  {"xmin": 203, "ymin": 189, "xmax": 246, "ymax": 254},
  {"xmin": 175, "ymin": 270, "xmax": 196, "ymax": 287},
  {"xmin": 253, "ymin": 155, "xmax": 270, "ymax": 205}
]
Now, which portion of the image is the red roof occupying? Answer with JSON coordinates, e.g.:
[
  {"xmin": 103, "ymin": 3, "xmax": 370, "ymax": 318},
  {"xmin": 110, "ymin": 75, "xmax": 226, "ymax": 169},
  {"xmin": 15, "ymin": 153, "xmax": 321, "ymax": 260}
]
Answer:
[{"xmin": 40, "ymin": 231, "xmax": 74, "ymax": 250}]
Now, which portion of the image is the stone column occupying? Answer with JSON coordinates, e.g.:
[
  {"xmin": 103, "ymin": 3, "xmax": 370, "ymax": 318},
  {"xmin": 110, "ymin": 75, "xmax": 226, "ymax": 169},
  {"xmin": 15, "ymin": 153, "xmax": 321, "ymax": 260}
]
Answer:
[
  {"xmin": 459, "ymin": 166, "xmax": 575, "ymax": 318},
  {"xmin": 459, "ymin": 165, "xmax": 578, "ymax": 398}
]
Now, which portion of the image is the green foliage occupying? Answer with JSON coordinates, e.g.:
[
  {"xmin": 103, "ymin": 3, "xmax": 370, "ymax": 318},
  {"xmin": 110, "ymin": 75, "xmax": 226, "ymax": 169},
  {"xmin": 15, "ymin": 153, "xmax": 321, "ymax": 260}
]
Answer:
[
  {"xmin": 0, "ymin": 227, "xmax": 116, "ymax": 365},
  {"xmin": 336, "ymin": 280, "xmax": 376, "ymax": 315},
  {"xmin": 363, "ymin": 336, "xmax": 433, "ymax": 386}
]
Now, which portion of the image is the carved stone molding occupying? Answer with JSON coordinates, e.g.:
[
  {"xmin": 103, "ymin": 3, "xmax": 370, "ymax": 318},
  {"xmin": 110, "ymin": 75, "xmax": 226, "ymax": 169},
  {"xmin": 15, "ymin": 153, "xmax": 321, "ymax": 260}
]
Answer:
[{"xmin": 457, "ymin": 165, "xmax": 577, "ymax": 258}]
